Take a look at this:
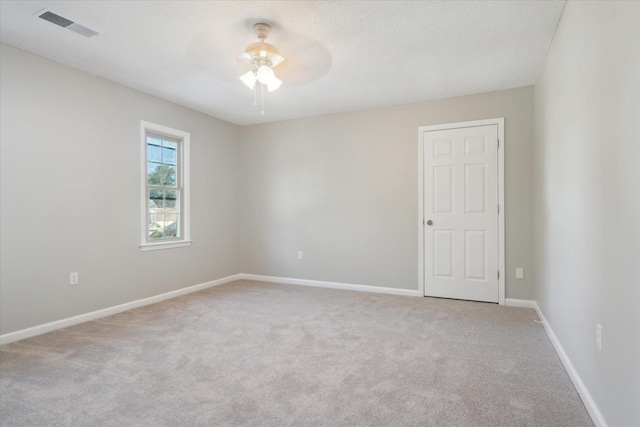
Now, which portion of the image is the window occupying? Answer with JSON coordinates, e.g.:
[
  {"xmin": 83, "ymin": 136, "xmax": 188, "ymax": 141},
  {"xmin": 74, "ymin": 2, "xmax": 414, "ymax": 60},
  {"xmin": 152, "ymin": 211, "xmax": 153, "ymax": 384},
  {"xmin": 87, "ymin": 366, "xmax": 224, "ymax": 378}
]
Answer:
[{"xmin": 140, "ymin": 121, "xmax": 191, "ymax": 251}]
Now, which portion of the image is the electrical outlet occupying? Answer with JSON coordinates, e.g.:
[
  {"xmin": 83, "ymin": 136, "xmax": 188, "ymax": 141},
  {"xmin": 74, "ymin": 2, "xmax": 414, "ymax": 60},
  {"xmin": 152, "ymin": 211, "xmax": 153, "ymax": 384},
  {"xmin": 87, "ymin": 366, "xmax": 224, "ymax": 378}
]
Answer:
[
  {"xmin": 70, "ymin": 272, "xmax": 79, "ymax": 285},
  {"xmin": 298, "ymin": 251, "xmax": 303, "ymax": 260},
  {"xmin": 515, "ymin": 268, "xmax": 524, "ymax": 279},
  {"xmin": 596, "ymin": 324, "xmax": 602, "ymax": 351}
]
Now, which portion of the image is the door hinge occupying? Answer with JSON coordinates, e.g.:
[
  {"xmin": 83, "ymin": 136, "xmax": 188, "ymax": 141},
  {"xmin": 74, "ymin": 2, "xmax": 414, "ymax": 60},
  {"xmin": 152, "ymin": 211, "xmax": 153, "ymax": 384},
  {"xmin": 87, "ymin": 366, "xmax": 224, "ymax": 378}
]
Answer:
[
  {"xmin": 497, "ymin": 139, "xmax": 500, "ymax": 149},
  {"xmin": 498, "ymin": 270, "xmax": 500, "ymax": 279},
  {"xmin": 497, "ymin": 204, "xmax": 500, "ymax": 214}
]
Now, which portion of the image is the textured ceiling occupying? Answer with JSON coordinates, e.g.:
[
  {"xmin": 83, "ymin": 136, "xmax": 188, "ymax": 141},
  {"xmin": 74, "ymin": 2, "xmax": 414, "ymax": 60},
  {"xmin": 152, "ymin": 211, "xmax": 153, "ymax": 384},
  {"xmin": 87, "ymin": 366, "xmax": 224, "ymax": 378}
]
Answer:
[{"xmin": 0, "ymin": 1, "xmax": 565, "ymax": 125}]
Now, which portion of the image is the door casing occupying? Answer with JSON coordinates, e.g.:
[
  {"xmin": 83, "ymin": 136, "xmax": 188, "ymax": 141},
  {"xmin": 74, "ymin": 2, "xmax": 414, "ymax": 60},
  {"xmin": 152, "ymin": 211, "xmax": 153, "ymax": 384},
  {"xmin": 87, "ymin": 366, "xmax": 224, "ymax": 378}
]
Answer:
[{"xmin": 418, "ymin": 118, "xmax": 505, "ymax": 304}]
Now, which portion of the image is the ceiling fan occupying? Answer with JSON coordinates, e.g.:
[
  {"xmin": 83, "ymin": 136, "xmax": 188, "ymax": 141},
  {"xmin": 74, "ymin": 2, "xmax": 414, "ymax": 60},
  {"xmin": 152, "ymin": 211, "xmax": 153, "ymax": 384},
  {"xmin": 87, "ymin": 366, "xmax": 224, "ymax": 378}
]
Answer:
[{"xmin": 239, "ymin": 23, "xmax": 285, "ymax": 115}]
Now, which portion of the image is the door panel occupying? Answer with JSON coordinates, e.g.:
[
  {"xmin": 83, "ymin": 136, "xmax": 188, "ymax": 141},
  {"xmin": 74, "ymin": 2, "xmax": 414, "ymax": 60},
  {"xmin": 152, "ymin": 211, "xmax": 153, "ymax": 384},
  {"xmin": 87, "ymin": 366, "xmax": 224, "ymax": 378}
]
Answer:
[
  {"xmin": 434, "ymin": 166, "xmax": 453, "ymax": 214},
  {"xmin": 434, "ymin": 230, "xmax": 454, "ymax": 278},
  {"xmin": 423, "ymin": 125, "xmax": 499, "ymax": 303},
  {"xmin": 464, "ymin": 230, "xmax": 486, "ymax": 280},
  {"xmin": 464, "ymin": 164, "xmax": 486, "ymax": 214}
]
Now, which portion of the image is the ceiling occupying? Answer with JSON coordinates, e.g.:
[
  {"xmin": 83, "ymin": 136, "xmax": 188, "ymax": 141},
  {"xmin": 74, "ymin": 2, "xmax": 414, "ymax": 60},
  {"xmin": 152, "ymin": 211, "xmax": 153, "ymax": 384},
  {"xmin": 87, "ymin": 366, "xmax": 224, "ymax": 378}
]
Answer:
[{"xmin": 0, "ymin": 1, "xmax": 565, "ymax": 126}]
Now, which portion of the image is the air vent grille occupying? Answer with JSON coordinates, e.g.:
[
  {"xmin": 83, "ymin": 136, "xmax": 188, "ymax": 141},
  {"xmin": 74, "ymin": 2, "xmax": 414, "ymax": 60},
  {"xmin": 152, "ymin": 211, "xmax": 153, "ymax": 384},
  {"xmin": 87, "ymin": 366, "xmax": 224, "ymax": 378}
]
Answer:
[
  {"xmin": 39, "ymin": 11, "xmax": 73, "ymax": 28},
  {"xmin": 37, "ymin": 10, "xmax": 98, "ymax": 38}
]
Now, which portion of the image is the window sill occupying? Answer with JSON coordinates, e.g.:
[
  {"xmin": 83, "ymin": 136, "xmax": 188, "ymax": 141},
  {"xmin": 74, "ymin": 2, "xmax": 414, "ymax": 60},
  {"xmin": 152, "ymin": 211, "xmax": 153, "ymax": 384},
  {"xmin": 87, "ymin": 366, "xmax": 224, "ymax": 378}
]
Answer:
[{"xmin": 140, "ymin": 240, "xmax": 192, "ymax": 252}]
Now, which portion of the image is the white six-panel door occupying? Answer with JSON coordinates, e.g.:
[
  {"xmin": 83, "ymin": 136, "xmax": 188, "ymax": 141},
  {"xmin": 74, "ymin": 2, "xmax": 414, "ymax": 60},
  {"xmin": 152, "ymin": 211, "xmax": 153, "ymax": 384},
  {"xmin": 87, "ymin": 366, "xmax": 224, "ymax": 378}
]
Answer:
[{"xmin": 423, "ymin": 124, "xmax": 499, "ymax": 303}]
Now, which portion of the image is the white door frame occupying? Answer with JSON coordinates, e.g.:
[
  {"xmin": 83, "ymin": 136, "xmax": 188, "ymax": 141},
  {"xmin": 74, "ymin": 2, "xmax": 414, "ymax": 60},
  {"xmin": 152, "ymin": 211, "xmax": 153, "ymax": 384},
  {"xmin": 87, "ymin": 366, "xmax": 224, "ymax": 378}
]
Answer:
[{"xmin": 418, "ymin": 118, "xmax": 505, "ymax": 305}]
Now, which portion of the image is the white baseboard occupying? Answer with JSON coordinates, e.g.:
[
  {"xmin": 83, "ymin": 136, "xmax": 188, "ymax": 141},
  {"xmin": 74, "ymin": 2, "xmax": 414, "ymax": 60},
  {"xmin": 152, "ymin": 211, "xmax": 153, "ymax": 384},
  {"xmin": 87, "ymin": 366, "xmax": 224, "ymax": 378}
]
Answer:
[
  {"xmin": 533, "ymin": 302, "xmax": 608, "ymax": 427},
  {"xmin": 504, "ymin": 298, "xmax": 536, "ymax": 309},
  {"xmin": 239, "ymin": 274, "xmax": 421, "ymax": 297},
  {"xmin": 0, "ymin": 273, "xmax": 243, "ymax": 346}
]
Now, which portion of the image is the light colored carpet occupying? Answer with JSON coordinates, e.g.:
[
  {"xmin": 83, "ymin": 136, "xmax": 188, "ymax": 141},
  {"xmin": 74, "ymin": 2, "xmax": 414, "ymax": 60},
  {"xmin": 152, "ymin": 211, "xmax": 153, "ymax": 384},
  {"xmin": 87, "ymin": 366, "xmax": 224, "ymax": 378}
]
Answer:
[{"xmin": 0, "ymin": 280, "xmax": 592, "ymax": 426}]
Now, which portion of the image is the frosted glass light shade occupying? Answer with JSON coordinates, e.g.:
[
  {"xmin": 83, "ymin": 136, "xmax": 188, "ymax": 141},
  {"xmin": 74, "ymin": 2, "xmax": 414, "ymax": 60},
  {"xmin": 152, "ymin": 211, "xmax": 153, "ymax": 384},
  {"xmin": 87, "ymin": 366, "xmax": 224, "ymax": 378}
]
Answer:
[
  {"xmin": 267, "ymin": 76, "xmax": 282, "ymax": 92},
  {"xmin": 256, "ymin": 66, "xmax": 275, "ymax": 84},
  {"xmin": 239, "ymin": 71, "xmax": 257, "ymax": 89}
]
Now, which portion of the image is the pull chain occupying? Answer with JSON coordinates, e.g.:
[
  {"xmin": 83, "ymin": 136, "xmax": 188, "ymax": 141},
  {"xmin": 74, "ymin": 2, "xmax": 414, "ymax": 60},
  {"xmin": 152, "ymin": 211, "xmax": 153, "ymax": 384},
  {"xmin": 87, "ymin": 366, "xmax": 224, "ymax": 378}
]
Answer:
[
  {"xmin": 253, "ymin": 82, "xmax": 257, "ymax": 106},
  {"xmin": 260, "ymin": 83, "xmax": 265, "ymax": 115}
]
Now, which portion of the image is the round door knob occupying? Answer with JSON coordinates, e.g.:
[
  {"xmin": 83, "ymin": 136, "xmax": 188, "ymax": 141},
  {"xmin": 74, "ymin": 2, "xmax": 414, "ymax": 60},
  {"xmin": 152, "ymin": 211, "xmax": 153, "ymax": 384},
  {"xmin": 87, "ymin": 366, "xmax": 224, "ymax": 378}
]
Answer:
[{"xmin": 426, "ymin": 219, "xmax": 433, "ymax": 226}]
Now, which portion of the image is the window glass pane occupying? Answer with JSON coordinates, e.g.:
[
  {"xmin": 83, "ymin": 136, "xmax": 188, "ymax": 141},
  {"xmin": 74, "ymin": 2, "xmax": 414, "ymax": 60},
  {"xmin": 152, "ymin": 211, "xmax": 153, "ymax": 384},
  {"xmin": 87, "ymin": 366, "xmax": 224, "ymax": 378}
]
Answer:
[
  {"xmin": 164, "ymin": 190, "xmax": 179, "ymax": 211},
  {"xmin": 147, "ymin": 136, "xmax": 162, "ymax": 147},
  {"xmin": 149, "ymin": 214, "xmax": 164, "ymax": 239},
  {"xmin": 162, "ymin": 147, "xmax": 176, "ymax": 165},
  {"xmin": 149, "ymin": 189, "xmax": 164, "ymax": 206},
  {"xmin": 164, "ymin": 214, "xmax": 179, "ymax": 238},
  {"xmin": 149, "ymin": 190, "xmax": 164, "ymax": 222},
  {"xmin": 162, "ymin": 140, "xmax": 177, "ymax": 149},
  {"xmin": 147, "ymin": 144, "xmax": 162, "ymax": 163},
  {"xmin": 174, "ymin": 214, "xmax": 181, "ymax": 238},
  {"xmin": 161, "ymin": 165, "xmax": 176, "ymax": 186},
  {"xmin": 148, "ymin": 164, "xmax": 176, "ymax": 186},
  {"xmin": 147, "ymin": 162, "xmax": 162, "ymax": 185},
  {"xmin": 158, "ymin": 217, "xmax": 168, "ymax": 238},
  {"xmin": 147, "ymin": 161, "xmax": 160, "ymax": 174}
]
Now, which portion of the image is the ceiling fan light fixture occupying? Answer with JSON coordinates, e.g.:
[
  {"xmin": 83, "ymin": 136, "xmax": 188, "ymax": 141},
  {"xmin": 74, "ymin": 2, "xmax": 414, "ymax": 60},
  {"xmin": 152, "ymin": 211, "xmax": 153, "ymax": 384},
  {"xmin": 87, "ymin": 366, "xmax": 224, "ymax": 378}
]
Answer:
[
  {"xmin": 256, "ymin": 65, "xmax": 275, "ymax": 85},
  {"xmin": 239, "ymin": 23, "xmax": 286, "ymax": 114},
  {"xmin": 267, "ymin": 76, "xmax": 282, "ymax": 92},
  {"xmin": 239, "ymin": 70, "xmax": 258, "ymax": 89},
  {"xmin": 268, "ymin": 52, "xmax": 285, "ymax": 68}
]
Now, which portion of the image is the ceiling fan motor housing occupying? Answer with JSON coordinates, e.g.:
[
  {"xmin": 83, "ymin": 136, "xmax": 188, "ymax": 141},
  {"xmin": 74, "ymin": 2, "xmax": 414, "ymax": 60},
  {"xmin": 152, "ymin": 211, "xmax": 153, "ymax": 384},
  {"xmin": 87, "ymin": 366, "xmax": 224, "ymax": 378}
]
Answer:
[
  {"xmin": 243, "ymin": 23, "xmax": 285, "ymax": 70},
  {"xmin": 253, "ymin": 23, "xmax": 271, "ymax": 40}
]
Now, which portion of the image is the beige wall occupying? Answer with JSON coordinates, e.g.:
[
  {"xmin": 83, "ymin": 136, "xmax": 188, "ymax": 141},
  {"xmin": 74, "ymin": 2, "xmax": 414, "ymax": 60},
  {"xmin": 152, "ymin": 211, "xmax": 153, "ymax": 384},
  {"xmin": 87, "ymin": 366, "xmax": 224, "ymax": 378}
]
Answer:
[
  {"xmin": 533, "ymin": 2, "xmax": 640, "ymax": 425},
  {"xmin": 239, "ymin": 86, "xmax": 535, "ymax": 299},
  {"xmin": 1, "ymin": 45, "xmax": 536, "ymax": 337},
  {"xmin": 0, "ymin": 44, "xmax": 242, "ymax": 334}
]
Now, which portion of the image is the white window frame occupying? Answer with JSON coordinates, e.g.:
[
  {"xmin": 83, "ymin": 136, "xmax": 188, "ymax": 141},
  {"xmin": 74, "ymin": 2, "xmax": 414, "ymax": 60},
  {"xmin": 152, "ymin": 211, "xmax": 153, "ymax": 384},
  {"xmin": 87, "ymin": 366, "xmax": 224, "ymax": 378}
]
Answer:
[{"xmin": 140, "ymin": 121, "xmax": 191, "ymax": 251}]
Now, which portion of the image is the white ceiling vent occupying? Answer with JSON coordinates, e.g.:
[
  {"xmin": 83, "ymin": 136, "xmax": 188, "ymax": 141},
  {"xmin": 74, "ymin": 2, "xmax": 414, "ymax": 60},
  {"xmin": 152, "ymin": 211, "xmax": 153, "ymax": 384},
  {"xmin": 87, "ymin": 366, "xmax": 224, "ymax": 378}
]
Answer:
[{"xmin": 36, "ymin": 10, "xmax": 98, "ymax": 38}]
